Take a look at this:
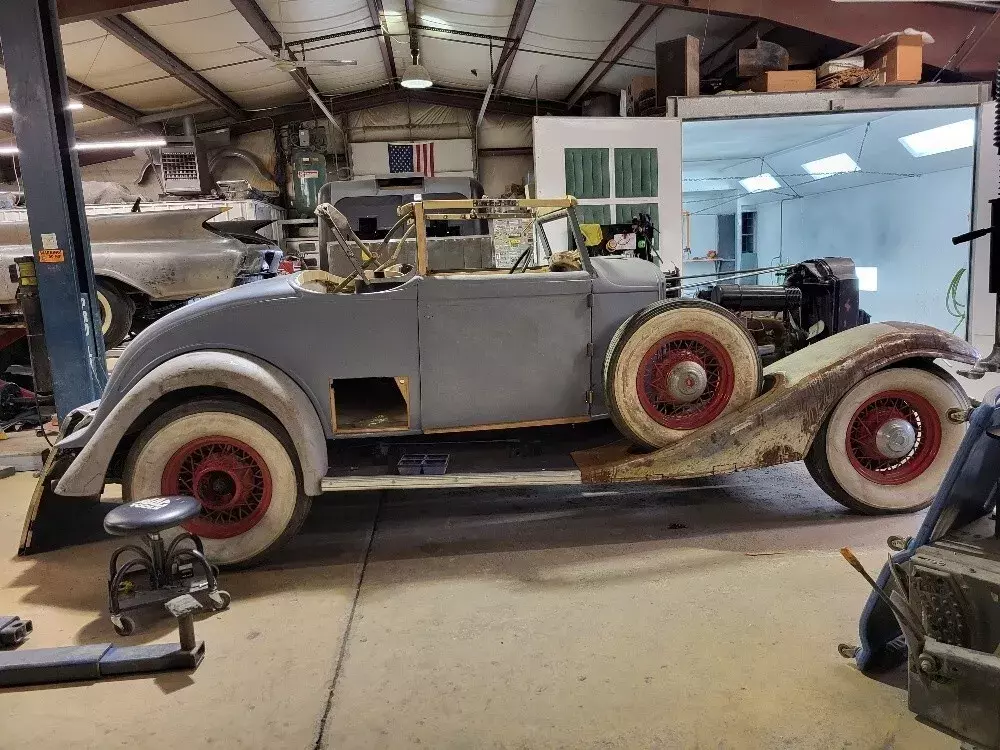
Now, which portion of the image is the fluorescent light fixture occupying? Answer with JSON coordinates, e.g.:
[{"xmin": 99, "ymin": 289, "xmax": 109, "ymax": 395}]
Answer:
[
  {"xmin": 0, "ymin": 101, "xmax": 84, "ymax": 114},
  {"xmin": 74, "ymin": 138, "xmax": 167, "ymax": 151},
  {"xmin": 856, "ymin": 266, "xmax": 878, "ymax": 292},
  {"xmin": 899, "ymin": 119, "xmax": 975, "ymax": 158},
  {"xmin": 0, "ymin": 138, "xmax": 167, "ymax": 155},
  {"xmin": 802, "ymin": 152, "xmax": 860, "ymax": 180},
  {"xmin": 739, "ymin": 173, "xmax": 781, "ymax": 193}
]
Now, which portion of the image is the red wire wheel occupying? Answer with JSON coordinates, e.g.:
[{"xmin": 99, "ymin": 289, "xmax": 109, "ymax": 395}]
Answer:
[
  {"xmin": 161, "ymin": 436, "xmax": 273, "ymax": 539},
  {"xmin": 635, "ymin": 331, "xmax": 736, "ymax": 430},
  {"xmin": 845, "ymin": 389, "xmax": 942, "ymax": 486}
]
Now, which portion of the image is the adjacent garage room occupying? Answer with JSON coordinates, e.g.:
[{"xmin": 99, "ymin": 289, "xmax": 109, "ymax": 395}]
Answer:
[
  {"xmin": 680, "ymin": 107, "xmax": 978, "ymax": 336},
  {"xmin": 0, "ymin": 1, "xmax": 998, "ymax": 749}
]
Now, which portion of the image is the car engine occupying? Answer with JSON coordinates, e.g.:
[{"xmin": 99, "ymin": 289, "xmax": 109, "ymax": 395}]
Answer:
[{"xmin": 698, "ymin": 257, "xmax": 871, "ymax": 364}]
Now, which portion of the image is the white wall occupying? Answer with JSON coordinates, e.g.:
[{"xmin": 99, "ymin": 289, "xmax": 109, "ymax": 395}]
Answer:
[
  {"xmin": 684, "ymin": 211, "xmax": 718, "ymax": 257},
  {"xmin": 773, "ymin": 167, "xmax": 973, "ymax": 333},
  {"xmin": 969, "ymin": 101, "xmax": 1000, "ymax": 355},
  {"xmin": 533, "ymin": 116, "xmax": 683, "ymax": 269}
]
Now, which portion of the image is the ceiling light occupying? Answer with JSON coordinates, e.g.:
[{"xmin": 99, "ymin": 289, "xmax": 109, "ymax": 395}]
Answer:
[
  {"xmin": 899, "ymin": 119, "xmax": 975, "ymax": 158},
  {"xmin": 0, "ymin": 101, "xmax": 86, "ymax": 115},
  {"xmin": 0, "ymin": 138, "xmax": 168, "ymax": 155},
  {"xmin": 740, "ymin": 173, "xmax": 781, "ymax": 193},
  {"xmin": 401, "ymin": 54, "xmax": 432, "ymax": 89},
  {"xmin": 802, "ymin": 153, "xmax": 860, "ymax": 180},
  {"xmin": 74, "ymin": 138, "xmax": 168, "ymax": 151}
]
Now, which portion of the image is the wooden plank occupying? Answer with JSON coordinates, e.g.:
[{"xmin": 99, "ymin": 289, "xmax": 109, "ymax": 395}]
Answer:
[
  {"xmin": 424, "ymin": 416, "xmax": 591, "ymax": 435},
  {"xmin": 413, "ymin": 202, "xmax": 429, "ymax": 276},
  {"xmin": 320, "ymin": 469, "xmax": 583, "ymax": 492}
]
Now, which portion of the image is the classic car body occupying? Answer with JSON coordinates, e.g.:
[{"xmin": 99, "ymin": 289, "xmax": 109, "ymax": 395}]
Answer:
[
  {"xmin": 0, "ymin": 209, "xmax": 269, "ymax": 346},
  {"xmin": 22, "ymin": 198, "xmax": 980, "ymax": 568}
]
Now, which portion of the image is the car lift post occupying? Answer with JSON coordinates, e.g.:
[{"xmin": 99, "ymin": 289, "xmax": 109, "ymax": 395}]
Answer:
[{"xmin": 0, "ymin": 0, "xmax": 107, "ymax": 418}]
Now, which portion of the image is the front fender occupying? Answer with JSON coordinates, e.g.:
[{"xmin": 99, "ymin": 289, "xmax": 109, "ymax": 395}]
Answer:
[
  {"xmin": 575, "ymin": 322, "xmax": 979, "ymax": 482},
  {"xmin": 54, "ymin": 350, "xmax": 328, "ymax": 497}
]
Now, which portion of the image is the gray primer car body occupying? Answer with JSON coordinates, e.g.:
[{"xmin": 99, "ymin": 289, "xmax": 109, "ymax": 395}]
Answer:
[
  {"xmin": 53, "ymin": 255, "xmax": 663, "ymax": 498},
  {"xmin": 0, "ymin": 209, "xmax": 265, "ymax": 304}
]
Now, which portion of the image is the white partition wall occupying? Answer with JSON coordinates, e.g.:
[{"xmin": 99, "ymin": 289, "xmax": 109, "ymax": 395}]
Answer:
[{"xmin": 532, "ymin": 117, "xmax": 683, "ymax": 270}]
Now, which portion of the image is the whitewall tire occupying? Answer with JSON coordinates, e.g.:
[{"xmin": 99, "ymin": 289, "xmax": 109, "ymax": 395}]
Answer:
[
  {"xmin": 95, "ymin": 279, "xmax": 135, "ymax": 349},
  {"xmin": 605, "ymin": 299, "xmax": 762, "ymax": 449},
  {"xmin": 124, "ymin": 399, "xmax": 311, "ymax": 567},
  {"xmin": 806, "ymin": 367, "xmax": 969, "ymax": 514}
]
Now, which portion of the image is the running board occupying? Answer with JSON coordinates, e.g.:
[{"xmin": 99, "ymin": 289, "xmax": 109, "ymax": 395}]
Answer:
[{"xmin": 320, "ymin": 470, "xmax": 583, "ymax": 492}]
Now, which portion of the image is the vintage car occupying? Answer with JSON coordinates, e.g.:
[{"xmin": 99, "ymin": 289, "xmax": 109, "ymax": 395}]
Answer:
[
  {"xmin": 23, "ymin": 198, "xmax": 979, "ymax": 568},
  {"xmin": 0, "ymin": 209, "xmax": 271, "ymax": 348}
]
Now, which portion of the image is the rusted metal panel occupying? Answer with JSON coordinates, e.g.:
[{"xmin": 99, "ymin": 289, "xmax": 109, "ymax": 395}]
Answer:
[{"xmin": 575, "ymin": 322, "xmax": 979, "ymax": 484}]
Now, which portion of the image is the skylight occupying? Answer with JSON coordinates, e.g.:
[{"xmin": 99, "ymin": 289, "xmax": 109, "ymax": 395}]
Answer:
[
  {"xmin": 739, "ymin": 173, "xmax": 781, "ymax": 193},
  {"xmin": 802, "ymin": 153, "xmax": 860, "ymax": 180},
  {"xmin": 899, "ymin": 119, "xmax": 975, "ymax": 158}
]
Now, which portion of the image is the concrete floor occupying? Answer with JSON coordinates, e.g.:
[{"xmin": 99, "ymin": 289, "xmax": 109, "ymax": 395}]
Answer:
[{"xmin": 0, "ymin": 465, "xmax": 956, "ymax": 749}]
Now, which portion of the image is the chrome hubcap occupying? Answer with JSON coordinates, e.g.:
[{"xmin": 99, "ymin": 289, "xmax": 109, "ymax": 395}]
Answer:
[
  {"xmin": 874, "ymin": 417, "xmax": 917, "ymax": 459},
  {"xmin": 665, "ymin": 361, "xmax": 708, "ymax": 404}
]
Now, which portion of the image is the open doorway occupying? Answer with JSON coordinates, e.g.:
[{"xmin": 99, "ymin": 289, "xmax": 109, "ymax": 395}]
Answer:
[{"xmin": 682, "ymin": 108, "xmax": 975, "ymax": 335}]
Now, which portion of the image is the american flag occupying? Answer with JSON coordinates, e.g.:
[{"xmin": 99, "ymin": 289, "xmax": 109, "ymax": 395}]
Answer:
[{"xmin": 388, "ymin": 142, "xmax": 435, "ymax": 177}]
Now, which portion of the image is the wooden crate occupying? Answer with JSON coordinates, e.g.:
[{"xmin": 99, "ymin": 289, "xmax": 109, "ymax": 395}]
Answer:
[{"xmin": 747, "ymin": 70, "xmax": 817, "ymax": 93}]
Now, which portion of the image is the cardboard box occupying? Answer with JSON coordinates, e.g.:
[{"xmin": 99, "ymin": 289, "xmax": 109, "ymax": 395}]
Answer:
[
  {"xmin": 864, "ymin": 34, "xmax": 923, "ymax": 84},
  {"xmin": 747, "ymin": 70, "xmax": 817, "ymax": 93}
]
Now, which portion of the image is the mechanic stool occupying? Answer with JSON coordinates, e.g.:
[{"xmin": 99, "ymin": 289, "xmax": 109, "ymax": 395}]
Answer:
[{"xmin": 104, "ymin": 495, "xmax": 230, "ymax": 636}]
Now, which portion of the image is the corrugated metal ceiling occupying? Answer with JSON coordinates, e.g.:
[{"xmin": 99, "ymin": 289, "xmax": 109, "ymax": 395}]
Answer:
[{"xmin": 0, "ymin": 0, "xmax": 989, "ymax": 143}]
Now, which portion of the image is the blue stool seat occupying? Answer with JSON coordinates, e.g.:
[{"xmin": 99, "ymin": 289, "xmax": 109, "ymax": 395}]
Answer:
[{"xmin": 104, "ymin": 496, "xmax": 202, "ymax": 536}]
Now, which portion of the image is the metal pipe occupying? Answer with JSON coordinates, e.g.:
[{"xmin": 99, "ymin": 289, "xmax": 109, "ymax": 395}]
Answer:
[
  {"xmin": 208, "ymin": 148, "xmax": 278, "ymax": 187},
  {"xmin": 177, "ymin": 613, "xmax": 197, "ymax": 651}
]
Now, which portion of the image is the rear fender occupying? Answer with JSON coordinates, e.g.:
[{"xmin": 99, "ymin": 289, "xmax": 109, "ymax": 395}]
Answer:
[
  {"xmin": 575, "ymin": 322, "xmax": 979, "ymax": 483},
  {"xmin": 54, "ymin": 350, "xmax": 327, "ymax": 497}
]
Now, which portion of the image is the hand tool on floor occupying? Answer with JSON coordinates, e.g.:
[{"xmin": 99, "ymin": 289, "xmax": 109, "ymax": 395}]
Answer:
[{"xmin": 0, "ymin": 594, "xmax": 205, "ymax": 688}]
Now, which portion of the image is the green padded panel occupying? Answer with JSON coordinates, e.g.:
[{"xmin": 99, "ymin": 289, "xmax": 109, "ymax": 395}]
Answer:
[
  {"xmin": 564, "ymin": 148, "xmax": 610, "ymax": 199},
  {"xmin": 576, "ymin": 204, "xmax": 611, "ymax": 225},
  {"xmin": 614, "ymin": 148, "xmax": 658, "ymax": 198},
  {"xmin": 616, "ymin": 203, "xmax": 659, "ymax": 226}
]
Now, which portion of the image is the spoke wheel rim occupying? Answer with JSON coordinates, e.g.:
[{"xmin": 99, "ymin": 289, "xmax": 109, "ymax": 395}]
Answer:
[
  {"xmin": 161, "ymin": 436, "xmax": 272, "ymax": 539},
  {"xmin": 635, "ymin": 331, "xmax": 735, "ymax": 430},
  {"xmin": 845, "ymin": 389, "xmax": 942, "ymax": 486}
]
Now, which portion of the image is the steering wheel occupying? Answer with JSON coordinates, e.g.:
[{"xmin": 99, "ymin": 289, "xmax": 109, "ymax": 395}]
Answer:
[{"xmin": 508, "ymin": 246, "xmax": 533, "ymax": 274}]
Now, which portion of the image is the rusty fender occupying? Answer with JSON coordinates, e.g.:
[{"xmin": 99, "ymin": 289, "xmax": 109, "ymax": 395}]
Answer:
[{"xmin": 575, "ymin": 322, "xmax": 978, "ymax": 484}]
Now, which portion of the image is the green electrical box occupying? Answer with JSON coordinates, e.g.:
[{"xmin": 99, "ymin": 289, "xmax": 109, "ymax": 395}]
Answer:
[{"xmin": 291, "ymin": 150, "xmax": 327, "ymax": 217}]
